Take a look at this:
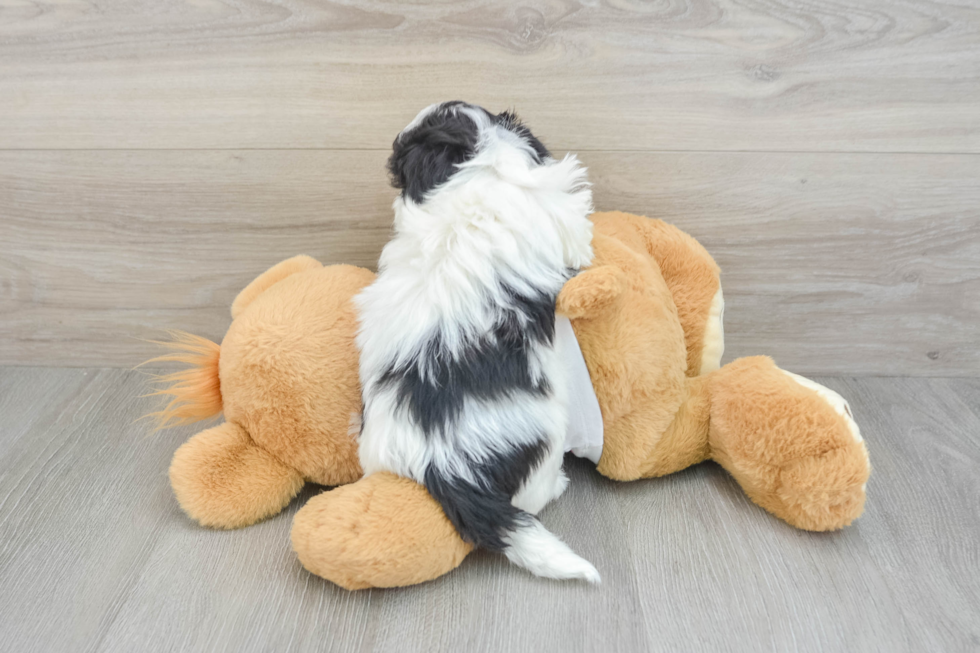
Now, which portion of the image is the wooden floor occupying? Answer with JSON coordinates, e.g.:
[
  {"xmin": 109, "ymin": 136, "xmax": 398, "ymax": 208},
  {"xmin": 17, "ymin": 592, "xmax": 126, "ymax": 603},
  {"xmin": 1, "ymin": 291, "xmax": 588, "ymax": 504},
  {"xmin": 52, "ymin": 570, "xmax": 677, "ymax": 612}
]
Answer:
[{"xmin": 1, "ymin": 366, "xmax": 978, "ymax": 653}]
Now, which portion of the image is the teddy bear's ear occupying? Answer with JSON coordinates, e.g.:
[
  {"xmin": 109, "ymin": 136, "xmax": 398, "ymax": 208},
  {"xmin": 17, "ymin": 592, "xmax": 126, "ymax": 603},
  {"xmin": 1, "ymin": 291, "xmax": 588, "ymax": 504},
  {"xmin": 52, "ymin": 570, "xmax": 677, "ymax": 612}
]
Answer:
[
  {"xmin": 387, "ymin": 102, "xmax": 480, "ymax": 204},
  {"xmin": 231, "ymin": 255, "xmax": 323, "ymax": 319}
]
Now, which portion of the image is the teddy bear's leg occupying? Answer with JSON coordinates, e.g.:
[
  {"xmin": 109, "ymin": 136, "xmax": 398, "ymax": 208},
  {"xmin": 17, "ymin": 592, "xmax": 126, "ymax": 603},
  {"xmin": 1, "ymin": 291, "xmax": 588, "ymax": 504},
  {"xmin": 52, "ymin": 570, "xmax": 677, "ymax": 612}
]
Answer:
[
  {"xmin": 627, "ymin": 375, "xmax": 714, "ymax": 479},
  {"xmin": 170, "ymin": 421, "xmax": 304, "ymax": 529},
  {"xmin": 705, "ymin": 356, "xmax": 871, "ymax": 531},
  {"xmin": 591, "ymin": 211, "xmax": 724, "ymax": 376},
  {"xmin": 291, "ymin": 472, "xmax": 472, "ymax": 590}
]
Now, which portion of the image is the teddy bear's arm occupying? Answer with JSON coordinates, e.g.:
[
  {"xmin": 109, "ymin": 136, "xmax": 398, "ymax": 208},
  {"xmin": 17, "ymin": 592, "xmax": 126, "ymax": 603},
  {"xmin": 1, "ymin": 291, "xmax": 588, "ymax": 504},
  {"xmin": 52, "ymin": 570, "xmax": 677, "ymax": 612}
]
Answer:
[
  {"xmin": 230, "ymin": 255, "xmax": 323, "ymax": 319},
  {"xmin": 557, "ymin": 265, "xmax": 628, "ymax": 320},
  {"xmin": 591, "ymin": 212, "xmax": 723, "ymax": 375}
]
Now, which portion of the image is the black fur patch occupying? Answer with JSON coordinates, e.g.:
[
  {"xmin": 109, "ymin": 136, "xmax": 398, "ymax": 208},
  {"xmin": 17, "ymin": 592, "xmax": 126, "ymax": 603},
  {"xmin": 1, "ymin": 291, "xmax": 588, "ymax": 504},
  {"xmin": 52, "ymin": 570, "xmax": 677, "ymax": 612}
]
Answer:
[
  {"xmin": 387, "ymin": 101, "xmax": 480, "ymax": 204},
  {"xmin": 374, "ymin": 282, "xmax": 560, "ymax": 554},
  {"xmin": 388, "ymin": 102, "xmax": 552, "ymax": 203},
  {"xmin": 494, "ymin": 110, "xmax": 551, "ymax": 163},
  {"xmin": 377, "ymin": 283, "xmax": 557, "ymax": 437},
  {"xmin": 423, "ymin": 439, "xmax": 549, "ymax": 551}
]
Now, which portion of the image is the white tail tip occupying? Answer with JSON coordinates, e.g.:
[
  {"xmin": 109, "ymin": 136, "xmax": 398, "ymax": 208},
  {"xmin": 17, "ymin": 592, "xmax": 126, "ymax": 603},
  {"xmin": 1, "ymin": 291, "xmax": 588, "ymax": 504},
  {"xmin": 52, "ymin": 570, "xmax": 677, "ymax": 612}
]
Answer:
[{"xmin": 503, "ymin": 518, "xmax": 601, "ymax": 584}]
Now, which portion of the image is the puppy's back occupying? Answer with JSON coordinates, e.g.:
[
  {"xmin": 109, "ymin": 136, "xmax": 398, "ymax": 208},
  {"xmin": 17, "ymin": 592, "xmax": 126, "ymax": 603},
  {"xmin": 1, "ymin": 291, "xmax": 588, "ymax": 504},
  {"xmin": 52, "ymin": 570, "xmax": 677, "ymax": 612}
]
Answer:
[{"xmin": 356, "ymin": 101, "xmax": 598, "ymax": 583}]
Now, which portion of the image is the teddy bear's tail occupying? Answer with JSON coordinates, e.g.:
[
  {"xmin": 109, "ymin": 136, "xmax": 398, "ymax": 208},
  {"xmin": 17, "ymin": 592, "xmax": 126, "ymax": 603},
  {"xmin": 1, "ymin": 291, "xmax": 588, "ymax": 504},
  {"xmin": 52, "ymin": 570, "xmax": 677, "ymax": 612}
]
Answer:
[{"xmin": 142, "ymin": 331, "xmax": 222, "ymax": 429}]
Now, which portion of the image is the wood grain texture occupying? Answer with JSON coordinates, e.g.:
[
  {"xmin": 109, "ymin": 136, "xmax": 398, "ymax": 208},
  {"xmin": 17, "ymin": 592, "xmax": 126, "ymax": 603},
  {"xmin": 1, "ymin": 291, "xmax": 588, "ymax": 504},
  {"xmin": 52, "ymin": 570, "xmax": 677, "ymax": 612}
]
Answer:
[
  {"xmin": 1, "ymin": 367, "xmax": 978, "ymax": 652},
  {"xmin": 0, "ymin": 0, "xmax": 978, "ymax": 151},
  {"xmin": 2, "ymin": 150, "xmax": 977, "ymax": 374},
  {"xmin": 0, "ymin": 149, "xmax": 394, "ymax": 367},
  {"xmin": 588, "ymin": 151, "xmax": 980, "ymax": 376}
]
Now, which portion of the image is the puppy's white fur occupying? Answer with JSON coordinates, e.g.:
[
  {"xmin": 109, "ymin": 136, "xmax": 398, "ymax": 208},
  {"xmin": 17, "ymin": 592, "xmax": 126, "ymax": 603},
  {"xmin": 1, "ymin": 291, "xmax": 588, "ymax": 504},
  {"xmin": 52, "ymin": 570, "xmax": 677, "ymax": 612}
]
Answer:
[{"xmin": 356, "ymin": 104, "xmax": 598, "ymax": 582}]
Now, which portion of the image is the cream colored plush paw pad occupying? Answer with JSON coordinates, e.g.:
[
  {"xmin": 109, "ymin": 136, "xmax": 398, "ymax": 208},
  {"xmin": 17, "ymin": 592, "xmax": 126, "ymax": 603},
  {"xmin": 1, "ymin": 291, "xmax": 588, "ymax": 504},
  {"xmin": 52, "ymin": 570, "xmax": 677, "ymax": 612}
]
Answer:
[
  {"xmin": 780, "ymin": 369, "xmax": 869, "ymax": 491},
  {"xmin": 699, "ymin": 286, "xmax": 725, "ymax": 374}
]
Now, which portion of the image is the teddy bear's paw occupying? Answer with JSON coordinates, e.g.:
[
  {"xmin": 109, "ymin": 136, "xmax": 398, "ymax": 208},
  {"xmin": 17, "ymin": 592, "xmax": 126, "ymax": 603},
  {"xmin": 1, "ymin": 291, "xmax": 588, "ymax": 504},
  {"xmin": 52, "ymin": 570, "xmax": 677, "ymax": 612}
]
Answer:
[
  {"xmin": 557, "ymin": 265, "xmax": 627, "ymax": 320},
  {"xmin": 776, "ymin": 446, "xmax": 869, "ymax": 531},
  {"xmin": 291, "ymin": 472, "xmax": 472, "ymax": 590},
  {"xmin": 773, "ymin": 371, "xmax": 871, "ymax": 531},
  {"xmin": 707, "ymin": 357, "xmax": 871, "ymax": 531},
  {"xmin": 780, "ymin": 370, "xmax": 863, "ymax": 448},
  {"xmin": 169, "ymin": 422, "xmax": 304, "ymax": 529}
]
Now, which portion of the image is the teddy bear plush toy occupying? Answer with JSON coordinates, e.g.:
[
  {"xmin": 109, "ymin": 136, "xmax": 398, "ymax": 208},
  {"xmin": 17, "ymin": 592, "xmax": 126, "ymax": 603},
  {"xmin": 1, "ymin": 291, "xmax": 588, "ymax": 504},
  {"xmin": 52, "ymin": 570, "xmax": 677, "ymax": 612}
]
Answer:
[{"xmin": 150, "ymin": 211, "xmax": 870, "ymax": 590}]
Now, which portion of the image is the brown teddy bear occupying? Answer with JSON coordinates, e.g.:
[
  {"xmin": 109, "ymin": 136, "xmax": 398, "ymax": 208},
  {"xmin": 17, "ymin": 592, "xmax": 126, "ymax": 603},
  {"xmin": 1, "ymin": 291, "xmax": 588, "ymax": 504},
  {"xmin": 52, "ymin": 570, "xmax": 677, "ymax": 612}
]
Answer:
[{"xmin": 149, "ymin": 211, "xmax": 870, "ymax": 590}]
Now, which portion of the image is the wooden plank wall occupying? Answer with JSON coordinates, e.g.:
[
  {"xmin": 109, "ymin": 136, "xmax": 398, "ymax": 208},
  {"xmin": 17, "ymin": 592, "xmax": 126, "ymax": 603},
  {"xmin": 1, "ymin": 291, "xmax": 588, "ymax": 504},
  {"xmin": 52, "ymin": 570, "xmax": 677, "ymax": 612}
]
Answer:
[{"xmin": 0, "ymin": 0, "xmax": 978, "ymax": 374}]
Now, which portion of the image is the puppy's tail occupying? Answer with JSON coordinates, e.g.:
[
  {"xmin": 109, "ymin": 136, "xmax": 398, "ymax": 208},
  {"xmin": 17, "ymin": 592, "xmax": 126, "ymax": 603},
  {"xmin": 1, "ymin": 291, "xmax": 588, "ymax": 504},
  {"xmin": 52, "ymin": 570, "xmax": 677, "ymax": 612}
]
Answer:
[
  {"xmin": 424, "ymin": 469, "xmax": 600, "ymax": 583},
  {"xmin": 503, "ymin": 517, "xmax": 601, "ymax": 584}
]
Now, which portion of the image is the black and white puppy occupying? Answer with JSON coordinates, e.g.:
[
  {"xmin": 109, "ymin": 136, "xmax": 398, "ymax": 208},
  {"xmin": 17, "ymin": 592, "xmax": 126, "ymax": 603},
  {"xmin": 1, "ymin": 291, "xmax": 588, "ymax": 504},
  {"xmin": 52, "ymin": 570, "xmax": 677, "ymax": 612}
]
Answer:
[{"xmin": 355, "ymin": 101, "xmax": 598, "ymax": 582}]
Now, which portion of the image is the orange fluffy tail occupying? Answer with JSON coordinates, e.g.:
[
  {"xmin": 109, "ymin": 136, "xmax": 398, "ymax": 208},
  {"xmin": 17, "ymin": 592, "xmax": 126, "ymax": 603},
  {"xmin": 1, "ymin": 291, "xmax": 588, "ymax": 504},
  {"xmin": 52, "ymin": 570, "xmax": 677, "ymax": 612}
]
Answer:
[{"xmin": 142, "ymin": 331, "xmax": 222, "ymax": 429}]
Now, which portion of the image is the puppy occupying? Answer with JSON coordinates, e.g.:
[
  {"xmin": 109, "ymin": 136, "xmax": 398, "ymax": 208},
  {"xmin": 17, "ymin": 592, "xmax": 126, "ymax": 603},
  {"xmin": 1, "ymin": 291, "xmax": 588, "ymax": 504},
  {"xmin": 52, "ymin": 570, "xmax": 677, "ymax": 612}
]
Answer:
[{"xmin": 355, "ymin": 101, "xmax": 598, "ymax": 582}]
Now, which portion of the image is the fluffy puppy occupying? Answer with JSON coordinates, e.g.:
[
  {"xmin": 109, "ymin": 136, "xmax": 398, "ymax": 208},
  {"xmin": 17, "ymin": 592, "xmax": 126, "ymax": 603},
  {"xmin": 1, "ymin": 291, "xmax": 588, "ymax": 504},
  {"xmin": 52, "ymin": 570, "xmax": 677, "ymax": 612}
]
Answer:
[{"xmin": 355, "ymin": 101, "xmax": 598, "ymax": 582}]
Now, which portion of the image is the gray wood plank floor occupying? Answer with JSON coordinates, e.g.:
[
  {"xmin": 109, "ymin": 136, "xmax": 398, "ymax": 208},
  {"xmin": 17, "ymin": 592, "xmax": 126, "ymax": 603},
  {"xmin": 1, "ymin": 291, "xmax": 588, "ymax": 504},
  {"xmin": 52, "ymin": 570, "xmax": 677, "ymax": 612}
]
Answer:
[{"xmin": 1, "ymin": 367, "xmax": 977, "ymax": 653}]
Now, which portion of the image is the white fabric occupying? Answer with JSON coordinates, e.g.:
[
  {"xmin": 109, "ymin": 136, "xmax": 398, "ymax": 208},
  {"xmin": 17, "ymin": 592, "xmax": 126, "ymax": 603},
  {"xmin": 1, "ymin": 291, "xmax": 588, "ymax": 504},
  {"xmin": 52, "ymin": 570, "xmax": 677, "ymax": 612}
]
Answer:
[{"xmin": 555, "ymin": 315, "xmax": 604, "ymax": 464}]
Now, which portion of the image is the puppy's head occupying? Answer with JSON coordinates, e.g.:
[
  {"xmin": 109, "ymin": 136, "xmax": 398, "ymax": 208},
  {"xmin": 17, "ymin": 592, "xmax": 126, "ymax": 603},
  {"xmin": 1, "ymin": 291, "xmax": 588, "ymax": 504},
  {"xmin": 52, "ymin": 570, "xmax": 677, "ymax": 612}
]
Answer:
[{"xmin": 387, "ymin": 101, "xmax": 552, "ymax": 205}]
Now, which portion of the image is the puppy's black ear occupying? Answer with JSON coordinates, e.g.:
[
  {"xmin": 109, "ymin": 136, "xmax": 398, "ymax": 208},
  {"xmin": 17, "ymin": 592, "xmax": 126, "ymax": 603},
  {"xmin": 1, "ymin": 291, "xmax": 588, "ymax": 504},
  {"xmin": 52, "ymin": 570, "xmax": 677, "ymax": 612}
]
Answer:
[
  {"xmin": 388, "ymin": 106, "xmax": 480, "ymax": 204},
  {"xmin": 495, "ymin": 110, "xmax": 550, "ymax": 163}
]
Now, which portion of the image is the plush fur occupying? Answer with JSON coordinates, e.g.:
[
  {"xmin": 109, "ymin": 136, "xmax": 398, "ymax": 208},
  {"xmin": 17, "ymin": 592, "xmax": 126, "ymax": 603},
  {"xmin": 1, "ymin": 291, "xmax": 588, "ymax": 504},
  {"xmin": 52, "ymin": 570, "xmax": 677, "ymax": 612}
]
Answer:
[
  {"xmin": 159, "ymin": 261, "xmax": 373, "ymax": 529},
  {"xmin": 292, "ymin": 472, "xmax": 472, "ymax": 590},
  {"xmin": 170, "ymin": 422, "xmax": 304, "ymax": 529},
  {"xmin": 152, "ymin": 211, "xmax": 870, "ymax": 590},
  {"xmin": 144, "ymin": 331, "xmax": 222, "ymax": 428},
  {"xmin": 356, "ymin": 102, "xmax": 598, "ymax": 582}
]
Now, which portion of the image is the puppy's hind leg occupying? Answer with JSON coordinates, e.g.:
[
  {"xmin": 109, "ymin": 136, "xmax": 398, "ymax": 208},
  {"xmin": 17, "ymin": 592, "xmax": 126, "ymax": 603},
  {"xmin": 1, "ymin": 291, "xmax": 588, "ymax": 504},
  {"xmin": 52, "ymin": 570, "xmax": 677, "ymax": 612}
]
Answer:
[{"xmin": 512, "ymin": 443, "xmax": 568, "ymax": 515}]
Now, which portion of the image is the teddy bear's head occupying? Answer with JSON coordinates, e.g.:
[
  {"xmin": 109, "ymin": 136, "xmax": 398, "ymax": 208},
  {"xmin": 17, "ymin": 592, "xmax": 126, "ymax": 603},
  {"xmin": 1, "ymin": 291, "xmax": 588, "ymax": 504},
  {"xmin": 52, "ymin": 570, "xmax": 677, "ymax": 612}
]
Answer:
[{"xmin": 218, "ymin": 264, "xmax": 376, "ymax": 487}]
